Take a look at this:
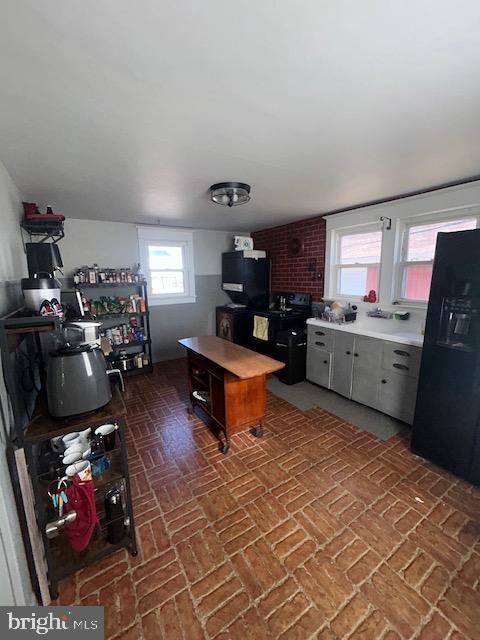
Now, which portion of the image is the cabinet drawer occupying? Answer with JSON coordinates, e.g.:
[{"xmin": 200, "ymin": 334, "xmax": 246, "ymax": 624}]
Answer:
[
  {"xmin": 381, "ymin": 341, "xmax": 421, "ymax": 378},
  {"xmin": 307, "ymin": 326, "xmax": 334, "ymax": 352},
  {"xmin": 306, "ymin": 348, "xmax": 331, "ymax": 388}
]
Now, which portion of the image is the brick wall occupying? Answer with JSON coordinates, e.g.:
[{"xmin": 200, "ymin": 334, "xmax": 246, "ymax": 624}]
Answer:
[{"xmin": 252, "ymin": 217, "xmax": 326, "ymax": 301}]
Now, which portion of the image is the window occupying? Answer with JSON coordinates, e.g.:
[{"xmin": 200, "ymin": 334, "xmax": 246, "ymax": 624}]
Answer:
[
  {"xmin": 138, "ymin": 227, "xmax": 196, "ymax": 305},
  {"xmin": 334, "ymin": 227, "xmax": 382, "ymax": 297},
  {"xmin": 398, "ymin": 216, "xmax": 478, "ymax": 302}
]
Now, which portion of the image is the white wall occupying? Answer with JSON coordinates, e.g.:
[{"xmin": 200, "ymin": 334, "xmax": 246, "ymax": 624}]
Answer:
[
  {"xmin": 61, "ymin": 219, "xmax": 244, "ymax": 276},
  {"xmin": 60, "ymin": 218, "xmax": 249, "ymax": 360},
  {"xmin": 0, "ymin": 162, "xmax": 27, "ymax": 313},
  {"xmin": 0, "ymin": 160, "xmax": 35, "ymax": 605}
]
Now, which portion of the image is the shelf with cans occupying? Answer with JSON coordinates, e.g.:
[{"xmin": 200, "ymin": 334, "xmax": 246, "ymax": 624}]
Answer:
[{"xmin": 74, "ymin": 265, "xmax": 153, "ymax": 376}]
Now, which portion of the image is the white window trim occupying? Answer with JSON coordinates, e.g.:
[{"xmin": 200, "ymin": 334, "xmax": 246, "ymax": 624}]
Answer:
[
  {"xmin": 327, "ymin": 222, "xmax": 383, "ymax": 302},
  {"xmin": 393, "ymin": 210, "xmax": 480, "ymax": 306},
  {"xmin": 325, "ymin": 205, "xmax": 480, "ymax": 309},
  {"xmin": 137, "ymin": 226, "xmax": 196, "ymax": 305}
]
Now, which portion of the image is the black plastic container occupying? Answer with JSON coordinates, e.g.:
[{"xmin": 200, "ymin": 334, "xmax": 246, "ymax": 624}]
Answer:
[{"xmin": 105, "ymin": 486, "xmax": 125, "ymax": 544}]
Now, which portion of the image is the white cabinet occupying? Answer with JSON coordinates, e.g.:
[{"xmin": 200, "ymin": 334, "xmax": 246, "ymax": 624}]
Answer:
[
  {"xmin": 351, "ymin": 336, "xmax": 382, "ymax": 407},
  {"xmin": 330, "ymin": 332, "xmax": 354, "ymax": 398},
  {"xmin": 306, "ymin": 349, "xmax": 331, "ymax": 388},
  {"xmin": 377, "ymin": 371, "xmax": 418, "ymax": 424},
  {"xmin": 306, "ymin": 328, "xmax": 422, "ymax": 424}
]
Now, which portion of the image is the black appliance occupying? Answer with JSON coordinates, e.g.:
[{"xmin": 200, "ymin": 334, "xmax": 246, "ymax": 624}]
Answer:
[
  {"xmin": 275, "ymin": 329, "xmax": 307, "ymax": 385},
  {"xmin": 250, "ymin": 292, "xmax": 312, "ymax": 358},
  {"xmin": 216, "ymin": 305, "xmax": 251, "ymax": 346},
  {"xmin": 222, "ymin": 250, "xmax": 270, "ymax": 309},
  {"xmin": 411, "ymin": 228, "xmax": 480, "ymax": 485},
  {"xmin": 61, "ymin": 289, "xmax": 85, "ymax": 320},
  {"xmin": 105, "ymin": 486, "xmax": 125, "ymax": 544},
  {"xmin": 26, "ymin": 242, "xmax": 63, "ymax": 276}
]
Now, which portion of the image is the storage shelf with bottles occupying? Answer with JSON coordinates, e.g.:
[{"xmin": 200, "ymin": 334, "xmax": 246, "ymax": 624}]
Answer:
[
  {"xmin": 74, "ymin": 265, "xmax": 153, "ymax": 376},
  {"xmin": 77, "ymin": 281, "xmax": 148, "ymax": 288}
]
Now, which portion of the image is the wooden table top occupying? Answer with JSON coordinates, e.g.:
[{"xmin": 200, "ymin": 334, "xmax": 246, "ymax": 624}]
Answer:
[
  {"xmin": 25, "ymin": 385, "xmax": 127, "ymax": 442},
  {"xmin": 178, "ymin": 336, "xmax": 285, "ymax": 379}
]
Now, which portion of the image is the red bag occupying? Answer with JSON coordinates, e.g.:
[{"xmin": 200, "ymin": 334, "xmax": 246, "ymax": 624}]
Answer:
[{"xmin": 64, "ymin": 475, "xmax": 99, "ymax": 552}]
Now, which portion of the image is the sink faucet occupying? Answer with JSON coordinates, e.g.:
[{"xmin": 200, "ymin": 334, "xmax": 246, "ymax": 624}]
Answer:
[{"xmin": 367, "ymin": 307, "xmax": 393, "ymax": 319}]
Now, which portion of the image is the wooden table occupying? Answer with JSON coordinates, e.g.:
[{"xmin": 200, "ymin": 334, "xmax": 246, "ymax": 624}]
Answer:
[{"xmin": 178, "ymin": 336, "xmax": 285, "ymax": 453}]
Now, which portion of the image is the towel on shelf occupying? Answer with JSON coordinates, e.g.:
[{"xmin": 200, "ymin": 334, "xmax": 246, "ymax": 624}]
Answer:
[{"xmin": 253, "ymin": 315, "xmax": 269, "ymax": 341}]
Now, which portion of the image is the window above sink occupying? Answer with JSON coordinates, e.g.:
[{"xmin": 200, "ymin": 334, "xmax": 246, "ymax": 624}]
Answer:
[{"xmin": 325, "ymin": 194, "xmax": 480, "ymax": 309}]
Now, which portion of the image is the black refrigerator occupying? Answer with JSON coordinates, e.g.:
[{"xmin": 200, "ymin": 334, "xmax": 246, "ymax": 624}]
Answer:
[
  {"xmin": 411, "ymin": 228, "xmax": 480, "ymax": 484},
  {"xmin": 216, "ymin": 251, "xmax": 270, "ymax": 346}
]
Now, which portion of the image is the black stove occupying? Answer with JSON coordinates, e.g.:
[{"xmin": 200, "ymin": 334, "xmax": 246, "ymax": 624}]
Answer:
[{"xmin": 249, "ymin": 292, "xmax": 312, "ymax": 356}]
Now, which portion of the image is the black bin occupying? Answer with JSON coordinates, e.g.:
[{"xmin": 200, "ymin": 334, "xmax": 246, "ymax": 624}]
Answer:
[{"xmin": 275, "ymin": 329, "xmax": 307, "ymax": 385}]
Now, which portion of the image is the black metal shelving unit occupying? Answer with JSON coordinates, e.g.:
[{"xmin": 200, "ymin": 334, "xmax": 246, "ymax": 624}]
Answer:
[
  {"xmin": 24, "ymin": 387, "xmax": 137, "ymax": 600},
  {"xmin": 0, "ymin": 310, "xmax": 138, "ymax": 601},
  {"xmin": 76, "ymin": 280, "xmax": 153, "ymax": 376},
  {"xmin": 20, "ymin": 220, "xmax": 65, "ymax": 246}
]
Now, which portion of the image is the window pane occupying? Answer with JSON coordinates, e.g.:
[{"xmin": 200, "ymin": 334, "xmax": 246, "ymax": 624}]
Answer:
[
  {"xmin": 151, "ymin": 271, "xmax": 184, "ymax": 295},
  {"xmin": 338, "ymin": 266, "xmax": 379, "ymax": 296},
  {"xmin": 340, "ymin": 231, "xmax": 382, "ymax": 265},
  {"xmin": 406, "ymin": 218, "xmax": 476, "ymax": 261},
  {"xmin": 403, "ymin": 264, "xmax": 433, "ymax": 301},
  {"xmin": 148, "ymin": 245, "xmax": 183, "ymax": 270}
]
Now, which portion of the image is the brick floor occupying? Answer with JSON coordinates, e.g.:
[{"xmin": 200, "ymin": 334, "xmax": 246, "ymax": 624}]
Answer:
[{"xmin": 56, "ymin": 359, "xmax": 480, "ymax": 639}]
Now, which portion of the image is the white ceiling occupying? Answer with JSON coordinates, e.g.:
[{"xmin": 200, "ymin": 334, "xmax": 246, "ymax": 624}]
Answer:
[{"xmin": 1, "ymin": 1, "xmax": 480, "ymax": 232}]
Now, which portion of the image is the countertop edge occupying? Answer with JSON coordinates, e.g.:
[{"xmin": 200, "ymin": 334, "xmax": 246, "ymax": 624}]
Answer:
[
  {"xmin": 306, "ymin": 318, "xmax": 424, "ymax": 347},
  {"xmin": 178, "ymin": 336, "xmax": 285, "ymax": 379}
]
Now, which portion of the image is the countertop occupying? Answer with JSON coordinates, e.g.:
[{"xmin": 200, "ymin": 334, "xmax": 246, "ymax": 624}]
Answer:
[
  {"xmin": 307, "ymin": 318, "xmax": 424, "ymax": 347},
  {"xmin": 178, "ymin": 336, "xmax": 285, "ymax": 379}
]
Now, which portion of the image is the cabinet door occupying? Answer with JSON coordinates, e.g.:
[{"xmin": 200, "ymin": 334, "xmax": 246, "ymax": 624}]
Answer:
[
  {"xmin": 377, "ymin": 371, "xmax": 418, "ymax": 424},
  {"xmin": 351, "ymin": 336, "xmax": 382, "ymax": 407},
  {"xmin": 306, "ymin": 348, "xmax": 331, "ymax": 388},
  {"xmin": 331, "ymin": 332, "xmax": 355, "ymax": 398}
]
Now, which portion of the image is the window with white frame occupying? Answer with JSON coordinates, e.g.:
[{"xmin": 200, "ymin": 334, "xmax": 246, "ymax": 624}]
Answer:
[
  {"xmin": 333, "ymin": 226, "xmax": 382, "ymax": 298},
  {"xmin": 397, "ymin": 216, "xmax": 479, "ymax": 303},
  {"xmin": 137, "ymin": 227, "xmax": 196, "ymax": 305}
]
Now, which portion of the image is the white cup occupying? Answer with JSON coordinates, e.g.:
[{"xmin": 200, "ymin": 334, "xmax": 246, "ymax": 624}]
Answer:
[
  {"xmin": 65, "ymin": 460, "xmax": 91, "ymax": 480},
  {"xmin": 62, "ymin": 432, "xmax": 80, "ymax": 449},
  {"xmin": 94, "ymin": 424, "xmax": 116, "ymax": 437},
  {"xmin": 95, "ymin": 423, "xmax": 117, "ymax": 451},
  {"xmin": 63, "ymin": 443, "xmax": 88, "ymax": 458},
  {"xmin": 62, "ymin": 452, "xmax": 82, "ymax": 465},
  {"xmin": 78, "ymin": 428, "xmax": 91, "ymax": 443}
]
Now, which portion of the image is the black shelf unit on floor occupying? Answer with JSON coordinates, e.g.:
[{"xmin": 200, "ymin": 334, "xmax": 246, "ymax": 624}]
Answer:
[
  {"xmin": 0, "ymin": 310, "xmax": 138, "ymax": 602},
  {"xmin": 24, "ymin": 387, "xmax": 137, "ymax": 600},
  {"xmin": 76, "ymin": 280, "xmax": 153, "ymax": 375}
]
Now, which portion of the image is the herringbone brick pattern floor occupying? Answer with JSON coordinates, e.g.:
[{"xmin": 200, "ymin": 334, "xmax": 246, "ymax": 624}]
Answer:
[{"xmin": 56, "ymin": 359, "xmax": 480, "ymax": 639}]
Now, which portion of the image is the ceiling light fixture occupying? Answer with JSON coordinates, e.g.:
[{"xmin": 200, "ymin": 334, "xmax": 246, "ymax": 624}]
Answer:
[{"xmin": 209, "ymin": 182, "xmax": 251, "ymax": 208}]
